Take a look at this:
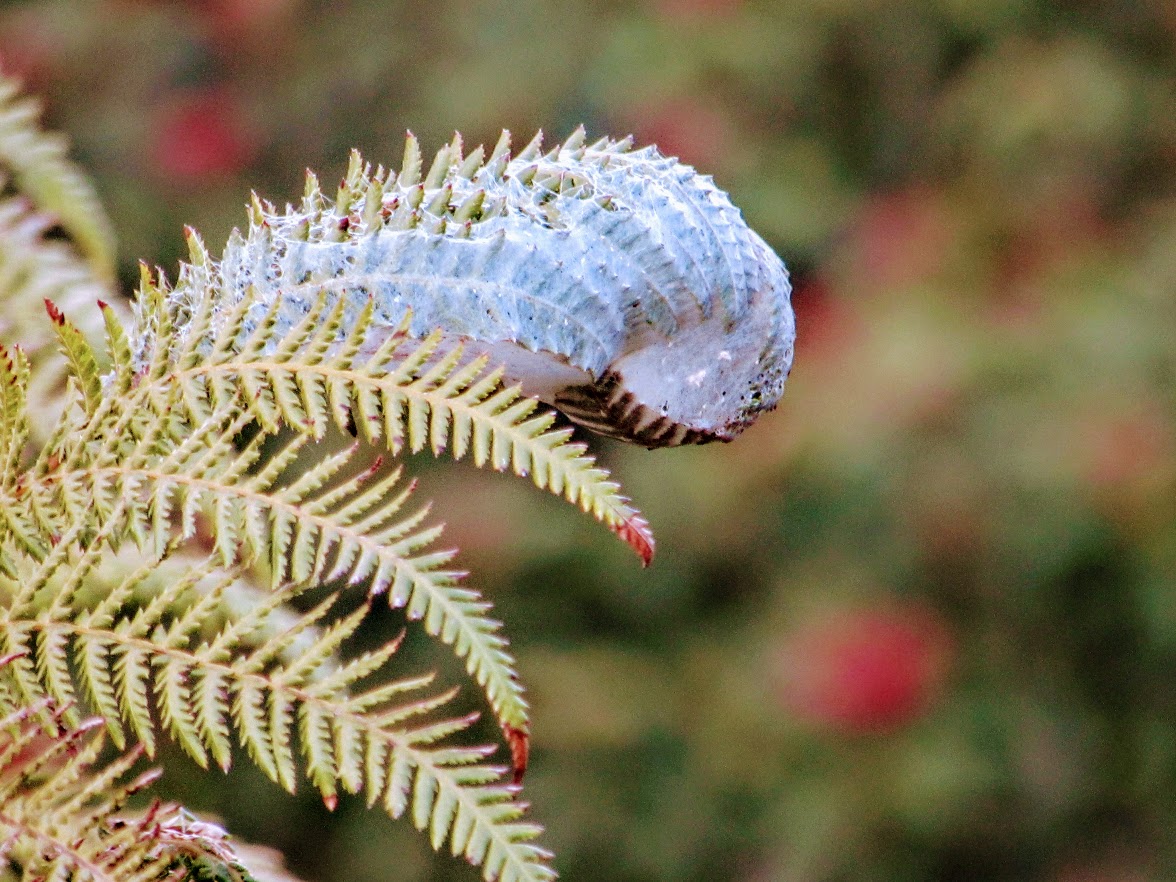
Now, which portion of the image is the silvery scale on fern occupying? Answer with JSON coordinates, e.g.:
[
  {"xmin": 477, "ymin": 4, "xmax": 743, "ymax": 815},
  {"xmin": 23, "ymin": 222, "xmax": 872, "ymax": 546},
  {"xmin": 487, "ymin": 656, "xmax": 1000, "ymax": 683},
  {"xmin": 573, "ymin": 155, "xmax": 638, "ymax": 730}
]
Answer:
[{"xmin": 152, "ymin": 126, "xmax": 795, "ymax": 448}]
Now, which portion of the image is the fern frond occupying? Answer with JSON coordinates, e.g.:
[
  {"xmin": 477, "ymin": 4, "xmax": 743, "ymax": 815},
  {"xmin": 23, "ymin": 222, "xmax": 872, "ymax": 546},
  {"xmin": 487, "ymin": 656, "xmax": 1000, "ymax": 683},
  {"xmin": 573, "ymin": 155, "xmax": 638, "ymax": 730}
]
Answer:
[
  {"xmin": 128, "ymin": 272, "xmax": 655, "ymax": 563},
  {"xmin": 2, "ymin": 391, "xmax": 533, "ymax": 746},
  {"xmin": 0, "ymin": 698, "xmax": 291, "ymax": 882},
  {"xmin": 0, "ymin": 118, "xmax": 806, "ymax": 882},
  {"xmin": 0, "ymin": 703, "xmax": 174, "ymax": 881},
  {"xmin": 0, "ymin": 75, "xmax": 116, "ymax": 278},
  {"xmin": 0, "ymin": 549, "xmax": 556, "ymax": 882},
  {"xmin": 0, "ymin": 299, "xmax": 540, "ymax": 769},
  {"xmin": 44, "ymin": 297, "xmax": 104, "ymax": 414},
  {"xmin": 0, "ymin": 192, "xmax": 115, "ymax": 438},
  {"xmin": 166, "ymin": 130, "xmax": 793, "ymax": 449},
  {"xmin": 0, "ymin": 345, "xmax": 30, "ymax": 488}
]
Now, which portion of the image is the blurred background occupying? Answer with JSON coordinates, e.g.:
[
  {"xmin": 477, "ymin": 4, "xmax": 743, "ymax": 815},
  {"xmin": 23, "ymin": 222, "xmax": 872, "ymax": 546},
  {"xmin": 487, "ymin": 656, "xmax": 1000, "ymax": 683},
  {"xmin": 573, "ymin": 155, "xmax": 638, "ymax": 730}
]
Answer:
[{"xmin": 2, "ymin": 0, "xmax": 1175, "ymax": 879}]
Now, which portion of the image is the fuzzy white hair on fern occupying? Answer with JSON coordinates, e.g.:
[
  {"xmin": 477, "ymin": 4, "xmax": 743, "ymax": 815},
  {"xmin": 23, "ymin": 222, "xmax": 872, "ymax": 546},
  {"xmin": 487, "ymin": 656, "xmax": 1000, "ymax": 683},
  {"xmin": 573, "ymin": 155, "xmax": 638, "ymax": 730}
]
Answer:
[{"xmin": 157, "ymin": 126, "xmax": 795, "ymax": 448}]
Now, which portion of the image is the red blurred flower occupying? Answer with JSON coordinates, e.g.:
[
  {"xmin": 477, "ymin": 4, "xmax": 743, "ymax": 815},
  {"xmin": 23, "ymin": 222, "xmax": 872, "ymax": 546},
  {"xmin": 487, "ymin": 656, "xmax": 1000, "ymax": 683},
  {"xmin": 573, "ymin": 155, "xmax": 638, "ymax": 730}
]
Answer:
[
  {"xmin": 0, "ymin": 10, "xmax": 64, "ymax": 93},
  {"xmin": 195, "ymin": 0, "xmax": 302, "ymax": 49},
  {"xmin": 651, "ymin": 0, "xmax": 744, "ymax": 21},
  {"xmin": 773, "ymin": 603, "xmax": 952, "ymax": 734},
  {"xmin": 624, "ymin": 96, "xmax": 735, "ymax": 171},
  {"xmin": 790, "ymin": 274, "xmax": 867, "ymax": 365},
  {"xmin": 849, "ymin": 188, "xmax": 955, "ymax": 293},
  {"xmin": 148, "ymin": 88, "xmax": 256, "ymax": 185}
]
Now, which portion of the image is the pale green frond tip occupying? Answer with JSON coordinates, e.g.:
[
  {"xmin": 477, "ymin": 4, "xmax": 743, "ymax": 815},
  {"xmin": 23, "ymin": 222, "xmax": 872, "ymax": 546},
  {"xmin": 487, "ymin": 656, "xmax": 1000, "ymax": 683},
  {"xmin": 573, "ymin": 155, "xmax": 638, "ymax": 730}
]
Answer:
[
  {"xmin": 0, "ymin": 74, "xmax": 117, "ymax": 278},
  {"xmin": 401, "ymin": 131, "xmax": 422, "ymax": 187},
  {"xmin": 44, "ymin": 297, "xmax": 102, "ymax": 413}
]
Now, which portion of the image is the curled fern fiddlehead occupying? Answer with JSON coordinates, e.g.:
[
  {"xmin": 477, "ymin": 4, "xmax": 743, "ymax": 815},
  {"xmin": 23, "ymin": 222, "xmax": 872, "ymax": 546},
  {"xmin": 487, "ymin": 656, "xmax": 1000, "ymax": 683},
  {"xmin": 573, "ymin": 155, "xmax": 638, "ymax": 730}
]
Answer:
[{"xmin": 150, "ymin": 127, "xmax": 794, "ymax": 448}]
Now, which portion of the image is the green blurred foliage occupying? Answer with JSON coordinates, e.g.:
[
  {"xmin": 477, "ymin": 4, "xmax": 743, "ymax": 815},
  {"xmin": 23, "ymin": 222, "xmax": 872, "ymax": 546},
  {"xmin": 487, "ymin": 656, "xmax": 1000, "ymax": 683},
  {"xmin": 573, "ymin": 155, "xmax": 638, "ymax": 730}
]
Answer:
[{"xmin": 2, "ymin": 0, "xmax": 1175, "ymax": 879}]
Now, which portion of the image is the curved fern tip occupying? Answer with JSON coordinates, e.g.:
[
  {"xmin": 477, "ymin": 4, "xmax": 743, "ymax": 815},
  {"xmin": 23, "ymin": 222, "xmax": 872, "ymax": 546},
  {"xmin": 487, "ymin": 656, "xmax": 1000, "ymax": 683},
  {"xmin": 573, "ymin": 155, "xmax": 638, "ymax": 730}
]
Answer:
[
  {"xmin": 43, "ymin": 297, "xmax": 64, "ymax": 325},
  {"xmin": 131, "ymin": 767, "xmax": 165, "ymax": 791},
  {"xmin": 505, "ymin": 724, "xmax": 529, "ymax": 784},
  {"xmin": 613, "ymin": 511, "xmax": 656, "ymax": 567}
]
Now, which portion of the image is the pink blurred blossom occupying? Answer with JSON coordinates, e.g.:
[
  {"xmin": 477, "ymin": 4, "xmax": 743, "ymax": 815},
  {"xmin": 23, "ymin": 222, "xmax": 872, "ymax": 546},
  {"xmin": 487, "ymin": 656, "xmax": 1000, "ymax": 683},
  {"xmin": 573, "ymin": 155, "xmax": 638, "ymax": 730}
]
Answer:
[
  {"xmin": 149, "ymin": 88, "xmax": 257, "ymax": 184},
  {"xmin": 651, "ymin": 0, "xmax": 744, "ymax": 21},
  {"xmin": 624, "ymin": 96, "xmax": 735, "ymax": 171},
  {"xmin": 0, "ymin": 10, "xmax": 64, "ymax": 93},
  {"xmin": 773, "ymin": 602, "xmax": 953, "ymax": 733},
  {"xmin": 849, "ymin": 187, "xmax": 955, "ymax": 292}
]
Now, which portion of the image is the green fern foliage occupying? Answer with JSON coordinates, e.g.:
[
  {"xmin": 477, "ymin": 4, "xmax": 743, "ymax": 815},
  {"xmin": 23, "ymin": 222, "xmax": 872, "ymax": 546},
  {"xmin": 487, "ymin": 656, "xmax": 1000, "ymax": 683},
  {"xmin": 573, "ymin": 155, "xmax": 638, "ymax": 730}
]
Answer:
[
  {"xmin": 0, "ymin": 546, "xmax": 555, "ymax": 881},
  {"xmin": 2, "ymin": 304, "xmax": 536, "ymax": 739},
  {"xmin": 0, "ymin": 701, "xmax": 175, "ymax": 881},
  {"xmin": 0, "ymin": 75, "xmax": 116, "ymax": 279},
  {"xmin": 0, "ymin": 273, "xmax": 590, "ymax": 880},
  {"xmin": 132, "ymin": 228, "xmax": 654, "ymax": 564},
  {"xmin": 0, "ymin": 73, "xmax": 668, "ymax": 882}
]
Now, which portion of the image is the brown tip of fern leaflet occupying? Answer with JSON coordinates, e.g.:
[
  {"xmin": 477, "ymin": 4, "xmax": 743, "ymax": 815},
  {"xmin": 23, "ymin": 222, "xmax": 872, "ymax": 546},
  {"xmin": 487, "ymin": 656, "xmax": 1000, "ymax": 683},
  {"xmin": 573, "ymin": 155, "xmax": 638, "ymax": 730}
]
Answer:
[
  {"xmin": 613, "ymin": 513, "xmax": 655, "ymax": 566},
  {"xmin": 43, "ymin": 298, "xmax": 64, "ymax": 324},
  {"xmin": 504, "ymin": 724, "xmax": 529, "ymax": 784}
]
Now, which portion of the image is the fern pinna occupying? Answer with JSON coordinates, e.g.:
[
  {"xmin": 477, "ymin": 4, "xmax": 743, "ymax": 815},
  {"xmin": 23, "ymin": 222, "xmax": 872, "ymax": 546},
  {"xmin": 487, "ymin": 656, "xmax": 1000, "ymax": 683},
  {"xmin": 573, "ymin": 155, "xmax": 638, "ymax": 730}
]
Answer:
[{"xmin": 0, "ymin": 74, "xmax": 793, "ymax": 882}]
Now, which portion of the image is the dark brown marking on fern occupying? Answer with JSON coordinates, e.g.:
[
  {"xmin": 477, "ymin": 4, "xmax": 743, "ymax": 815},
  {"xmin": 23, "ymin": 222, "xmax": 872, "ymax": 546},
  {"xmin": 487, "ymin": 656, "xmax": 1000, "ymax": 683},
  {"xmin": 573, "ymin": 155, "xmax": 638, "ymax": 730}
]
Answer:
[
  {"xmin": 504, "ymin": 723, "xmax": 529, "ymax": 784},
  {"xmin": 360, "ymin": 451, "xmax": 383, "ymax": 480},
  {"xmin": 43, "ymin": 298, "xmax": 64, "ymax": 325},
  {"xmin": 0, "ymin": 649, "xmax": 29, "ymax": 669},
  {"xmin": 554, "ymin": 372, "xmax": 717, "ymax": 449}
]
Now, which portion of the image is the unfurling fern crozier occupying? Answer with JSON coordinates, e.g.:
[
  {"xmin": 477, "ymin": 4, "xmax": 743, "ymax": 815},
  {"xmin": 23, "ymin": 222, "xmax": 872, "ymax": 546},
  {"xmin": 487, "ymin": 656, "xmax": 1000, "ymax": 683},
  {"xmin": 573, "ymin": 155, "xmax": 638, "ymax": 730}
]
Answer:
[{"xmin": 195, "ymin": 127, "xmax": 793, "ymax": 447}]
